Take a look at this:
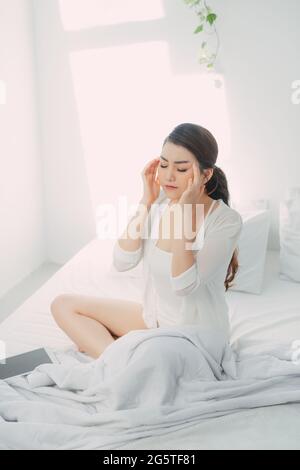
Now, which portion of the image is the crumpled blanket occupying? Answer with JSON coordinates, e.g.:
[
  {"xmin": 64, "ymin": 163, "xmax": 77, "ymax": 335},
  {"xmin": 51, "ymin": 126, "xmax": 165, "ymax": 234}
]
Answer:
[{"xmin": 1, "ymin": 325, "xmax": 300, "ymax": 450}]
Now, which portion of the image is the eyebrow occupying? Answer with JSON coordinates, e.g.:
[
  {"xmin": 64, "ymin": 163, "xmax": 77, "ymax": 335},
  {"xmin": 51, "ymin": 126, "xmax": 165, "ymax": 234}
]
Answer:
[{"xmin": 160, "ymin": 156, "xmax": 191, "ymax": 164}]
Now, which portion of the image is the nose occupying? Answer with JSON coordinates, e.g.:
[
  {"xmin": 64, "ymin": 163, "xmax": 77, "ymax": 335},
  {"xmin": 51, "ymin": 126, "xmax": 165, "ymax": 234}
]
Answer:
[{"xmin": 165, "ymin": 167, "xmax": 176, "ymax": 182}]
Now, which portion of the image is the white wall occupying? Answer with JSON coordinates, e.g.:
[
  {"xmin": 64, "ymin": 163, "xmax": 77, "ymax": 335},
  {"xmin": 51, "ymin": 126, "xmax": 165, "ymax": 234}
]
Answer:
[
  {"xmin": 0, "ymin": 0, "xmax": 298, "ymax": 300},
  {"xmin": 31, "ymin": 0, "xmax": 300, "ymax": 255},
  {"xmin": 30, "ymin": 0, "xmax": 234, "ymax": 267},
  {"xmin": 32, "ymin": 0, "xmax": 96, "ymax": 265},
  {"xmin": 0, "ymin": 0, "xmax": 44, "ymax": 297},
  {"xmin": 210, "ymin": 0, "xmax": 300, "ymax": 248}
]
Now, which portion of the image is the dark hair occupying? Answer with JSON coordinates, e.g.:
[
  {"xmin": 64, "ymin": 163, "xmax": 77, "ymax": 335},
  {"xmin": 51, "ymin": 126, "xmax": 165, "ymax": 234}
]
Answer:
[{"xmin": 163, "ymin": 122, "xmax": 239, "ymax": 292}]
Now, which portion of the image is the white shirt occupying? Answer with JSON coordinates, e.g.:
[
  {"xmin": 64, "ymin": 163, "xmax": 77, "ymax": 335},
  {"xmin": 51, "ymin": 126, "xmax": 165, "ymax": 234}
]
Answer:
[{"xmin": 112, "ymin": 189, "xmax": 243, "ymax": 340}]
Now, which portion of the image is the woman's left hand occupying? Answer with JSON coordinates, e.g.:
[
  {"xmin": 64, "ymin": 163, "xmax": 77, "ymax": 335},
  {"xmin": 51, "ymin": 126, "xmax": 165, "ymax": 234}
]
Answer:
[{"xmin": 178, "ymin": 162, "xmax": 206, "ymax": 206}]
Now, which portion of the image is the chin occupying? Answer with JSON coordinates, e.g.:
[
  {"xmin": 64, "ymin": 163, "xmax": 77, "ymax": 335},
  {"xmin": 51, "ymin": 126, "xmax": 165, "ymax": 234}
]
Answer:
[
  {"xmin": 163, "ymin": 187, "xmax": 182, "ymax": 201},
  {"xmin": 167, "ymin": 192, "xmax": 182, "ymax": 204}
]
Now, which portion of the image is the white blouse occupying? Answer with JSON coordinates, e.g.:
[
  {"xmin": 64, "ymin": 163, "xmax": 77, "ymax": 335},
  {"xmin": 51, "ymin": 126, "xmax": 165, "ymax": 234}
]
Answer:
[{"xmin": 112, "ymin": 189, "xmax": 243, "ymax": 340}]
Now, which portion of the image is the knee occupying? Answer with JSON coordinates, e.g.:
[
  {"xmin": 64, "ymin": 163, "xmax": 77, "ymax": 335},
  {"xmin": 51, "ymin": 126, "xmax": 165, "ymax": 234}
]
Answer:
[{"xmin": 50, "ymin": 294, "xmax": 74, "ymax": 320}]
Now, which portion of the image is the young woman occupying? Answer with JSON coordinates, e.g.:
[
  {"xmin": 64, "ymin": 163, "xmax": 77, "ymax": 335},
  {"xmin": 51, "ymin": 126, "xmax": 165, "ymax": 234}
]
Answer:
[{"xmin": 51, "ymin": 123, "xmax": 243, "ymax": 359}]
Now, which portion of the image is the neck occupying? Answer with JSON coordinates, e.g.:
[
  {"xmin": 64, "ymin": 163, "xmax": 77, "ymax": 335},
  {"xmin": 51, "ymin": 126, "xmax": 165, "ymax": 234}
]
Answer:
[{"xmin": 168, "ymin": 193, "xmax": 212, "ymax": 207}]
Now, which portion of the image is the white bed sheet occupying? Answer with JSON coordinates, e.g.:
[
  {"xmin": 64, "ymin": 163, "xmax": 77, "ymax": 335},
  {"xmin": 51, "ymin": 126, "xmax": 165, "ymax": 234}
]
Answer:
[
  {"xmin": 0, "ymin": 240, "xmax": 300, "ymax": 449},
  {"xmin": 0, "ymin": 238, "xmax": 144, "ymax": 357},
  {"xmin": 227, "ymin": 250, "xmax": 300, "ymax": 357}
]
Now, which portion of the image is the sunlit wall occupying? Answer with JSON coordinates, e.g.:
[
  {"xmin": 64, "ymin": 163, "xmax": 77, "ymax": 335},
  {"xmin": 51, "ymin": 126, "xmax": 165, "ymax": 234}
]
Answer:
[{"xmin": 33, "ymin": 0, "xmax": 232, "ymax": 262}]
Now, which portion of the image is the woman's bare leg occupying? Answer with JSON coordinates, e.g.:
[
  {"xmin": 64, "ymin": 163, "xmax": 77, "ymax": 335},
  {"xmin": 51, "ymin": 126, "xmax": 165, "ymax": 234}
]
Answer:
[{"xmin": 50, "ymin": 294, "xmax": 147, "ymax": 359}]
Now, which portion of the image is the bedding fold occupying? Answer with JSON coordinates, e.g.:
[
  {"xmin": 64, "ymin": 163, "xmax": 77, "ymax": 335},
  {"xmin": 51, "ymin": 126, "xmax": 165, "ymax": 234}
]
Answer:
[{"xmin": 1, "ymin": 325, "xmax": 300, "ymax": 450}]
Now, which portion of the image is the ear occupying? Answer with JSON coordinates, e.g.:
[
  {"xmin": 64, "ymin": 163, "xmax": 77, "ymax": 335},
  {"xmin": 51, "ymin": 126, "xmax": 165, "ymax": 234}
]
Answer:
[{"xmin": 205, "ymin": 169, "xmax": 214, "ymax": 183}]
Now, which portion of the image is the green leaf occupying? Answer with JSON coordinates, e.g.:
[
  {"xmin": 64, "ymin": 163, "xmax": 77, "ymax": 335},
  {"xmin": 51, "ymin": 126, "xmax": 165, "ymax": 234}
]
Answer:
[
  {"xmin": 207, "ymin": 63, "xmax": 214, "ymax": 68},
  {"xmin": 206, "ymin": 13, "xmax": 217, "ymax": 25},
  {"xmin": 183, "ymin": 0, "xmax": 201, "ymax": 6},
  {"xmin": 194, "ymin": 24, "xmax": 204, "ymax": 34},
  {"xmin": 197, "ymin": 12, "xmax": 206, "ymax": 20}
]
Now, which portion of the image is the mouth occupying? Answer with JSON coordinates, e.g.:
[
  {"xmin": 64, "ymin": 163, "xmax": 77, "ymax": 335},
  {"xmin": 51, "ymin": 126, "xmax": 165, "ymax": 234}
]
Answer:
[{"xmin": 164, "ymin": 184, "xmax": 178, "ymax": 190}]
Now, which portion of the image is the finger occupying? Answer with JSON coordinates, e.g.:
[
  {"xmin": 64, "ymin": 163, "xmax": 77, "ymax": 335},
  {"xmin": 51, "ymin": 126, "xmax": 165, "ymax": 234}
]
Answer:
[
  {"xmin": 185, "ymin": 177, "xmax": 192, "ymax": 192},
  {"xmin": 151, "ymin": 160, "xmax": 160, "ymax": 178},
  {"xmin": 150, "ymin": 158, "xmax": 160, "ymax": 170},
  {"xmin": 143, "ymin": 158, "xmax": 159, "ymax": 176},
  {"xmin": 145, "ymin": 159, "xmax": 156, "ymax": 170},
  {"xmin": 152, "ymin": 167, "xmax": 158, "ymax": 180},
  {"xmin": 193, "ymin": 162, "xmax": 200, "ymax": 186},
  {"xmin": 143, "ymin": 158, "xmax": 159, "ymax": 172},
  {"xmin": 152, "ymin": 158, "xmax": 160, "ymax": 175}
]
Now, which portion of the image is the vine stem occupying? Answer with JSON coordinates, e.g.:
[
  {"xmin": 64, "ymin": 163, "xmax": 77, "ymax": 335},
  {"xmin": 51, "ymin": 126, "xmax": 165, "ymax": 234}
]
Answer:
[
  {"xmin": 200, "ymin": 0, "xmax": 219, "ymax": 68},
  {"xmin": 203, "ymin": 0, "xmax": 210, "ymax": 12}
]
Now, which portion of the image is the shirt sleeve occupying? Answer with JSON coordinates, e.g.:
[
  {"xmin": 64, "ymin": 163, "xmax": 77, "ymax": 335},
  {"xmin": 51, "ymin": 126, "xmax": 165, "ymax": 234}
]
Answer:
[
  {"xmin": 112, "ymin": 191, "xmax": 166, "ymax": 272},
  {"xmin": 112, "ymin": 239, "xmax": 144, "ymax": 272},
  {"xmin": 170, "ymin": 213, "xmax": 243, "ymax": 296}
]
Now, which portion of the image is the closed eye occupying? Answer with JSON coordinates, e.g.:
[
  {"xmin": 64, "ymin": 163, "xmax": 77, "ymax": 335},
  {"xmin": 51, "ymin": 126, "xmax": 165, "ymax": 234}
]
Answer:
[{"xmin": 160, "ymin": 165, "xmax": 187, "ymax": 173}]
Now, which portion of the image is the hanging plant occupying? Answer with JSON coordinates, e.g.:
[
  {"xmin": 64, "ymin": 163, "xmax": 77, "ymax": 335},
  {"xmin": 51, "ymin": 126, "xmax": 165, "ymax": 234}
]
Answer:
[{"xmin": 183, "ymin": 0, "xmax": 219, "ymax": 70}]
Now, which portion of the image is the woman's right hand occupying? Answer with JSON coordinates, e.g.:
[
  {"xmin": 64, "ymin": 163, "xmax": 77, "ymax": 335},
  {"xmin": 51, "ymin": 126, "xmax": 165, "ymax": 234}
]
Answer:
[{"xmin": 140, "ymin": 157, "xmax": 161, "ymax": 206}]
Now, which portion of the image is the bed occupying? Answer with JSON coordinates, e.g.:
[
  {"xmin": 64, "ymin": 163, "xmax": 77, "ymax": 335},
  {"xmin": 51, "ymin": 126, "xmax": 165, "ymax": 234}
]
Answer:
[{"xmin": 0, "ymin": 238, "xmax": 300, "ymax": 450}]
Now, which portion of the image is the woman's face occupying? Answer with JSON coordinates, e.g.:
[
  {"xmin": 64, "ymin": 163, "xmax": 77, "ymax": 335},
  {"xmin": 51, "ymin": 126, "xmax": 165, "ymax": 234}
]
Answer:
[{"xmin": 158, "ymin": 141, "xmax": 210, "ymax": 201}]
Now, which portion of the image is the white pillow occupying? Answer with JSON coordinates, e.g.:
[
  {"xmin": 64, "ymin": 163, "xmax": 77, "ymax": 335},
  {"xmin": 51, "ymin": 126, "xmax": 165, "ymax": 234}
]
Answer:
[
  {"xmin": 279, "ymin": 186, "xmax": 300, "ymax": 282},
  {"xmin": 228, "ymin": 206, "xmax": 271, "ymax": 294}
]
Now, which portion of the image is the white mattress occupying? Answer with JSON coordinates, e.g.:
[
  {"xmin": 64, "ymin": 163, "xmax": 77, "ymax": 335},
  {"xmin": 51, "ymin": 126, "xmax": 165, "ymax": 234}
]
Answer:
[{"xmin": 1, "ymin": 240, "xmax": 300, "ymax": 449}]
